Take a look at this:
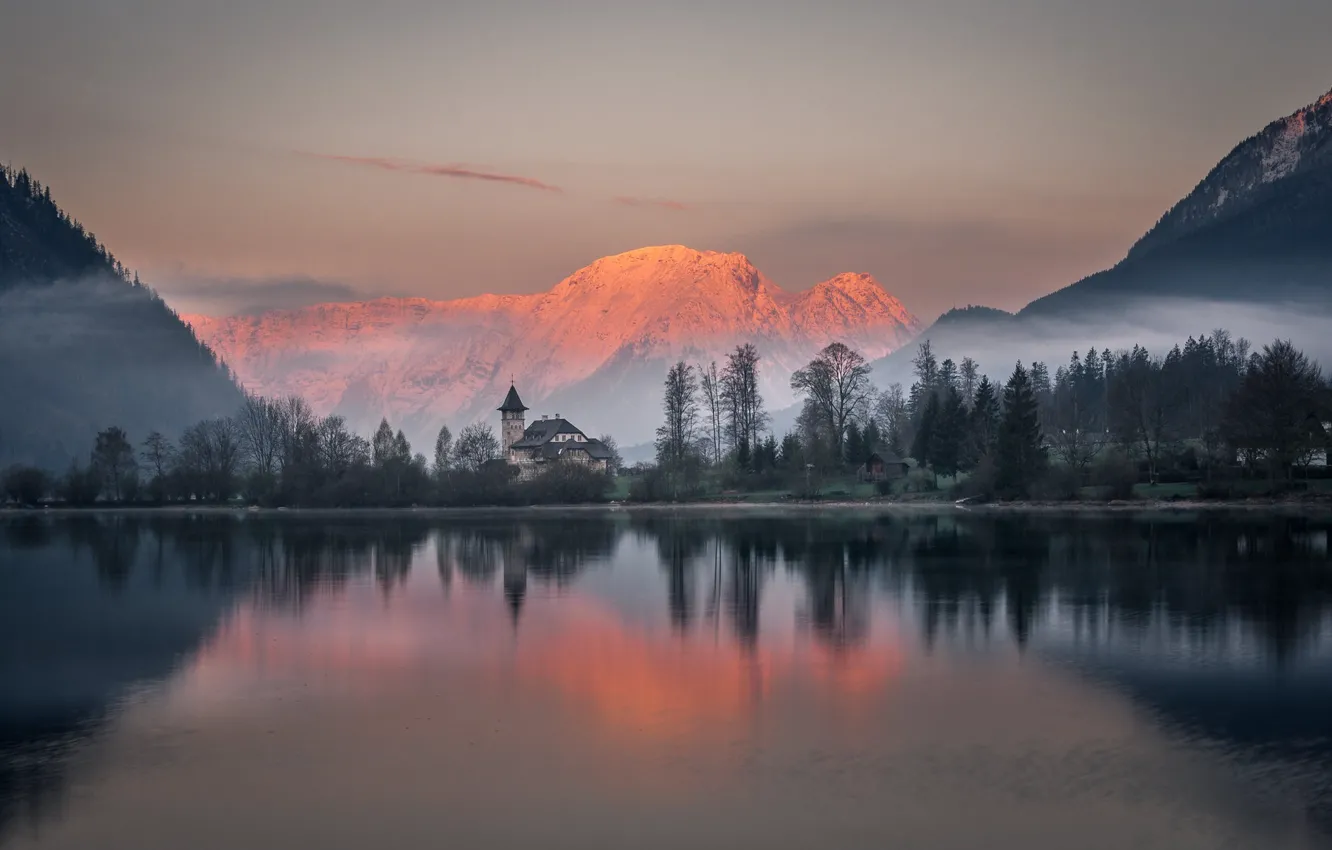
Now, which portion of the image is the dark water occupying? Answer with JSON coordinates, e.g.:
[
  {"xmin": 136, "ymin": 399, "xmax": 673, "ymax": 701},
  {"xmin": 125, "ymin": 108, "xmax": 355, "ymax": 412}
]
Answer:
[{"xmin": 2, "ymin": 510, "xmax": 1331, "ymax": 849}]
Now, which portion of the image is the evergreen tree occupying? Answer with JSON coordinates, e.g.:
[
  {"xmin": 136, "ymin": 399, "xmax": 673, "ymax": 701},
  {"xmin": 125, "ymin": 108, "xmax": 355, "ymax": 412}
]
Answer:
[
  {"xmin": 929, "ymin": 389, "xmax": 966, "ymax": 479},
  {"xmin": 432, "ymin": 425, "xmax": 453, "ymax": 479},
  {"xmin": 844, "ymin": 422, "xmax": 865, "ymax": 467},
  {"xmin": 862, "ymin": 418, "xmax": 882, "ymax": 459},
  {"xmin": 969, "ymin": 376, "xmax": 1000, "ymax": 461},
  {"xmin": 779, "ymin": 432, "xmax": 803, "ymax": 469},
  {"xmin": 886, "ymin": 423, "xmax": 905, "ymax": 460},
  {"xmin": 372, "ymin": 419, "xmax": 395, "ymax": 467},
  {"xmin": 912, "ymin": 393, "xmax": 940, "ymax": 472},
  {"xmin": 995, "ymin": 363, "xmax": 1046, "ymax": 498},
  {"xmin": 938, "ymin": 358, "xmax": 960, "ymax": 395}
]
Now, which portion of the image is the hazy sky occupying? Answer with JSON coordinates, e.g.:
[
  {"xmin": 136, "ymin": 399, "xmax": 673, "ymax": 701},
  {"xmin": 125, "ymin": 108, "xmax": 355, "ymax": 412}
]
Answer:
[{"xmin": 4, "ymin": 0, "xmax": 1330, "ymax": 319}]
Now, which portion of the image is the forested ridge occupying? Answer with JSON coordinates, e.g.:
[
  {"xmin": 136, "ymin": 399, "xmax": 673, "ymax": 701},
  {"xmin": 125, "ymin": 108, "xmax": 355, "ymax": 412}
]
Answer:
[{"xmin": 0, "ymin": 165, "xmax": 242, "ymax": 467}]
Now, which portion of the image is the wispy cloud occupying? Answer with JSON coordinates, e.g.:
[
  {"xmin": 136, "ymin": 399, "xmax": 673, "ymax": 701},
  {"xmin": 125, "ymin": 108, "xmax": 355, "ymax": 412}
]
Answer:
[
  {"xmin": 613, "ymin": 196, "xmax": 690, "ymax": 211},
  {"xmin": 304, "ymin": 152, "xmax": 562, "ymax": 193}
]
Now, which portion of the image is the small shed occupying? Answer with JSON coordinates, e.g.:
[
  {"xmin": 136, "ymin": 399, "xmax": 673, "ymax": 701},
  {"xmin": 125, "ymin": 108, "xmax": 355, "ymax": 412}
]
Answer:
[{"xmin": 859, "ymin": 452, "xmax": 909, "ymax": 482}]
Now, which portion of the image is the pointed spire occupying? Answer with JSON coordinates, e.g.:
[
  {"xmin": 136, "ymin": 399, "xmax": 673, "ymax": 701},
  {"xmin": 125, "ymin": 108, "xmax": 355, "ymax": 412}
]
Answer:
[{"xmin": 498, "ymin": 383, "xmax": 528, "ymax": 412}]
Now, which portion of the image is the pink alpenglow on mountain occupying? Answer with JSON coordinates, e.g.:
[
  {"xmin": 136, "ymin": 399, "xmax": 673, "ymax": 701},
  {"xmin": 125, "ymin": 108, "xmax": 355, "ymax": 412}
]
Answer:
[{"xmin": 185, "ymin": 246, "xmax": 923, "ymax": 445}]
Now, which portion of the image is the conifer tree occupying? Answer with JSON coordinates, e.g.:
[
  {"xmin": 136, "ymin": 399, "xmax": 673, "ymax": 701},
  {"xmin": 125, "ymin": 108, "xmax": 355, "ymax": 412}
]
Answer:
[
  {"xmin": 912, "ymin": 393, "xmax": 940, "ymax": 473},
  {"xmin": 970, "ymin": 376, "xmax": 1000, "ymax": 461},
  {"xmin": 929, "ymin": 389, "xmax": 966, "ymax": 479},
  {"xmin": 996, "ymin": 363, "xmax": 1046, "ymax": 498}
]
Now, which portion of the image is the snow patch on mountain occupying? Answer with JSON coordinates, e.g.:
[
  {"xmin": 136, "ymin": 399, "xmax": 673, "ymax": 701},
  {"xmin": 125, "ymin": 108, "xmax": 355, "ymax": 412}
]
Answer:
[{"xmin": 185, "ymin": 245, "xmax": 923, "ymax": 446}]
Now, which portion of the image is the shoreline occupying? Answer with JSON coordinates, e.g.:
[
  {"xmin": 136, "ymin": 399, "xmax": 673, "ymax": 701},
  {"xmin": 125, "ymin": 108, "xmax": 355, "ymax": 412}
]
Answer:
[{"xmin": 4, "ymin": 496, "xmax": 1331, "ymax": 518}]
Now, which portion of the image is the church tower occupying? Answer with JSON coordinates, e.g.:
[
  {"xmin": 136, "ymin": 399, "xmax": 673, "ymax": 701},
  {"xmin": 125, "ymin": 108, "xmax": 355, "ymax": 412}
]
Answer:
[{"xmin": 497, "ymin": 383, "xmax": 528, "ymax": 458}]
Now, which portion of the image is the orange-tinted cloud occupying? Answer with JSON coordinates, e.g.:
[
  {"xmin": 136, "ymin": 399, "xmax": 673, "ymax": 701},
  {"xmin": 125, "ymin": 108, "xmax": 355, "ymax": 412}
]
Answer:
[
  {"xmin": 613, "ymin": 195, "xmax": 689, "ymax": 211},
  {"xmin": 305, "ymin": 152, "xmax": 562, "ymax": 193}
]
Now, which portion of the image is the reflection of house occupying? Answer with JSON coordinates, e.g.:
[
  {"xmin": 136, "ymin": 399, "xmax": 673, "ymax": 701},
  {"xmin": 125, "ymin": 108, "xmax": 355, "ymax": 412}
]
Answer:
[
  {"xmin": 498, "ymin": 385, "xmax": 613, "ymax": 480},
  {"xmin": 858, "ymin": 451, "xmax": 909, "ymax": 483}
]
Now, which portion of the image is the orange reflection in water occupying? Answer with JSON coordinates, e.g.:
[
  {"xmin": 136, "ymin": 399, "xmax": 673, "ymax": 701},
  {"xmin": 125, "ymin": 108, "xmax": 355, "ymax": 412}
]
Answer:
[{"xmin": 182, "ymin": 575, "xmax": 905, "ymax": 742}]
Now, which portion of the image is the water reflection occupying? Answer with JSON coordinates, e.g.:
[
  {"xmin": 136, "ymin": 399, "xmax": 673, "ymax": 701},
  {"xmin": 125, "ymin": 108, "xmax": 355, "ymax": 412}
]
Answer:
[{"xmin": 2, "ymin": 510, "xmax": 1331, "ymax": 848}]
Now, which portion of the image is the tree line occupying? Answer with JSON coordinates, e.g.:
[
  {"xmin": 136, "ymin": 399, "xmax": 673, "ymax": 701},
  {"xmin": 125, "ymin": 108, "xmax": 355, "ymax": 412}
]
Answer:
[
  {"xmin": 1, "ymin": 395, "xmax": 622, "ymax": 508},
  {"xmin": 644, "ymin": 330, "xmax": 1331, "ymax": 501}
]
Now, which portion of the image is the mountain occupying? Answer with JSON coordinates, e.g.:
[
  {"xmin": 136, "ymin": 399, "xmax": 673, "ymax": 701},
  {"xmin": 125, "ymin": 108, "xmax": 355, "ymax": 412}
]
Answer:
[
  {"xmin": 1024, "ymin": 86, "xmax": 1332, "ymax": 316},
  {"xmin": 0, "ymin": 166, "xmax": 242, "ymax": 467},
  {"xmin": 872, "ymin": 86, "xmax": 1332, "ymax": 384},
  {"xmin": 187, "ymin": 245, "xmax": 922, "ymax": 445}
]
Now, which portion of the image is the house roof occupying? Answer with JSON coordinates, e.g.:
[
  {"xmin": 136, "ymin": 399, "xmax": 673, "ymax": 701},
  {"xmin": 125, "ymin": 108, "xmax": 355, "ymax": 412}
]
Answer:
[
  {"xmin": 498, "ymin": 384, "xmax": 528, "ymax": 413},
  {"xmin": 509, "ymin": 417, "xmax": 612, "ymax": 460},
  {"xmin": 510, "ymin": 417, "xmax": 583, "ymax": 448}
]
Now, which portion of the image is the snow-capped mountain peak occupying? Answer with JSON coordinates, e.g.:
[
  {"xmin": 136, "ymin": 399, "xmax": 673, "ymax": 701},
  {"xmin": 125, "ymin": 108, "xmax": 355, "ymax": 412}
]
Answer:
[{"xmin": 185, "ymin": 247, "xmax": 922, "ymax": 446}]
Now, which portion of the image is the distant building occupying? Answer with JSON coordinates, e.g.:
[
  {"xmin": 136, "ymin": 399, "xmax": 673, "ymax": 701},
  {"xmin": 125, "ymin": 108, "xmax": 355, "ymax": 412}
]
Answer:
[
  {"xmin": 498, "ymin": 384, "xmax": 613, "ymax": 479},
  {"xmin": 858, "ymin": 451, "xmax": 909, "ymax": 483}
]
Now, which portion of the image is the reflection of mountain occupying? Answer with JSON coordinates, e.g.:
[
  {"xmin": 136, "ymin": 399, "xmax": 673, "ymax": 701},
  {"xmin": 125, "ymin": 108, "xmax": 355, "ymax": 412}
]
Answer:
[
  {"xmin": 6, "ymin": 512, "xmax": 1332, "ymax": 843},
  {"xmin": 0, "ymin": 517, "xmax": 251, "ymax": 836}
]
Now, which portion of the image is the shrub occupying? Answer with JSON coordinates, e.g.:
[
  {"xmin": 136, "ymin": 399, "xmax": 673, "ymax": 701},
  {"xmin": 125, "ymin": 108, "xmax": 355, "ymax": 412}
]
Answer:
[
  {"xmin": 952, "ymin": 455, "xmax": 997, "ymax": 501},
  {"xmin": 3, "ymin": 465, "xmax": 49, "ymax": 506},
  {"xmin": 905, "ymin": 468, "xmax": 936, "ymax": 493},
  {"xmin": 1089, "ymin": 450, "xmax": 1138, "ymax": 501},
  {"xmin": 1031, "ymin": 465, "xmax": 1081, "ymax": 501},
  {"xmin": 527, "ymin": 461, "xmax": 612, "ymax": 504}
]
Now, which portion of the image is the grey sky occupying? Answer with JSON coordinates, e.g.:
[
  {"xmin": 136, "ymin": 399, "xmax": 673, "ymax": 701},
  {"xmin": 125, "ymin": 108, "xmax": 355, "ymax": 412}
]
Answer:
[{"xmin": 3, "ymin": 0, "xmax": 1329, "ymax": 317}]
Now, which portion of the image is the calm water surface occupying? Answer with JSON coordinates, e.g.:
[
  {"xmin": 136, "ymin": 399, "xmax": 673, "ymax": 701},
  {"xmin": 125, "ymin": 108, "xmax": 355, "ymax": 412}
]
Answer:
[{"xmin": 2, "ymin": 510, "xmax": 1332, "ymax": 849}]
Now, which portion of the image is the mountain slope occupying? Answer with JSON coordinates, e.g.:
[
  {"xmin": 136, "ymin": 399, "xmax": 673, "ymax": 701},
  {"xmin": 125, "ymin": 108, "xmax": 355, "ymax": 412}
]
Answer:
[
  {"xmin": 870, "ymin": 86, "xmax": 1332, "ymax": 384},
  {"xmin": 1023, "ymin": 86, "xmax": 1332, "ymax": 317},
  {"xmin": 0, "ymin": 166, "xmax": 243, "ymax": 467},
  {"xmin": 188, "ymin": 246, "xmax": 922, "ymax": 445}
]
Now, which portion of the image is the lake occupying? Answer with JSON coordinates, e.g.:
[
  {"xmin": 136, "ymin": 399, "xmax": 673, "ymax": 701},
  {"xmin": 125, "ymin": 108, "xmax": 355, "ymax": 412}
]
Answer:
[{"xmin": 2, "ymin": 509, "xmax": 1331, "ymax": 849}]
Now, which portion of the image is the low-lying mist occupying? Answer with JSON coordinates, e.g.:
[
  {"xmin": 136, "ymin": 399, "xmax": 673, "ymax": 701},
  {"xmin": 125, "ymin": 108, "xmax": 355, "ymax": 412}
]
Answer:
[
  {"xmin": 0, "ymin": 276, "xmax": 242, "ymax": 467},
  {"xmin": 870, "ymin": 297, "xmax": 1332, "ymax": 388}
]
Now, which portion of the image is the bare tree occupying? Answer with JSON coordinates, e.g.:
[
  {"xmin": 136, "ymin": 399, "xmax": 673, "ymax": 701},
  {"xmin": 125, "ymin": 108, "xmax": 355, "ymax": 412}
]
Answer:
[
  {"xmin": 597, "ymin": 434, "xmax": 623, "ymax": 475},
  {"xmin": 1107, "ymin": 347, "xmax": 1178, "ymax": 484},
  {"xmin": 178, "ymin": 417, "xmax": 241, "ymax": 501},
  {"xmin": 275, "ymin": 395, "xmax": 316, "ymax": 473},
  {"xmin": 316, "ymin": 415, "xmax": 368, "ymax": 476},
  {"xmin": 656, "ymin": 361, "xmax": 700, "ymax": 468},
  {"xmin": 1049, "ymin": 381, "xmax": 1107, "ymax": 477},
  {"xmin": 91, "ymin": 426, "xmax": 137, "ymax": 501},
  {"xmin": 790, "ymin": 342, "xmax": 873, "ymax": 461},
  {"xmin": 236, "ymin": 394, "xmax": 283, "ymax": 475},
  {"xmin": 451, "ymin": 423, "xmax": 500, "ymax": 472},
  {"xmin": 721, "ymin": 344, "xmax": 767, "ymax": 457},
  {"xmin": 874, "ymin": 383, "xmax": 909, "ymax": 454},
  {"xmin": 140, "ymin": 431, "xmax": 175, "ymax": 480},
  {"xmin": 697, "ymin": 360, "xmax": 723, "ymax": 465}
]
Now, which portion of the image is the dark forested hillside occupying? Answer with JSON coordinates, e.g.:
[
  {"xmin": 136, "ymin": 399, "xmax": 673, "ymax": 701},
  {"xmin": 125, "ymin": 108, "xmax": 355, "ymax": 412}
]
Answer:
[
  {"xmin": 1021, "ymin": 164, "xmax": 1332, "ymax": 317},
  {"xmin": 0, "ymin": 165, "xmax": 242, "ymax": 467},
  {"xmin": 1023, "ymin": 88, "xmax": 1332, "ymax": 317}
]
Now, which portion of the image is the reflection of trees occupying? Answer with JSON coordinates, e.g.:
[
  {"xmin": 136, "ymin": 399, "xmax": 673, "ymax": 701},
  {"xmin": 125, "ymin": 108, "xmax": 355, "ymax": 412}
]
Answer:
[
  {"xmin": 66, "ymin": 515, "xmax": 142, "ymax": 590},
  {"xmin": 626, "ymin": 512, "xmax": 1332, "ymax": 667},
  {"xmin": 433, "ymin": 519, "xmax": 619, "ymax": 625}
]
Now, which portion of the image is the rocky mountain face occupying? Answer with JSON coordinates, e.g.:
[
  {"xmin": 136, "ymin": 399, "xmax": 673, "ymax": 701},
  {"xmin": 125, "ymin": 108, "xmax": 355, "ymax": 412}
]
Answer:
[
  {"xmin": 1023, "ymin": 86, "xmax": 1332, "ymax": 316},
  {"xmin": 187, "ymin": 246, "xmax": 922, "ymax": 446},
  {"xmin": 0, "ymin": 166, "xmax": 242, "ymax": 467},
  {"xmin": 1129, "ymin": 89, "xmax": 1332, "ymax": 260}
]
